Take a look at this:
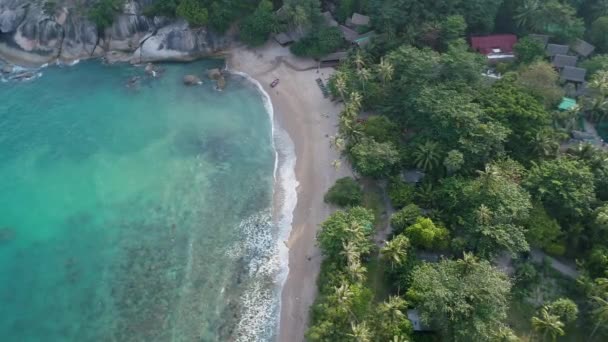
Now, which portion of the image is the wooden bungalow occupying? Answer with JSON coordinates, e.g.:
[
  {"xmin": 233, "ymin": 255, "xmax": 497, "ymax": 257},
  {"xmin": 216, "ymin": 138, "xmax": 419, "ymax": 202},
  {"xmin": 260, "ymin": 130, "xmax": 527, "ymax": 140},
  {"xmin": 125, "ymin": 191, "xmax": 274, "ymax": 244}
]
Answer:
[
  {"xmin": 552, "ymin": 54, "xmax": 578, "ymax": 69},
  {"xmin": 572, "ymin": 39, "xmax": 595, "ymax": 58}
]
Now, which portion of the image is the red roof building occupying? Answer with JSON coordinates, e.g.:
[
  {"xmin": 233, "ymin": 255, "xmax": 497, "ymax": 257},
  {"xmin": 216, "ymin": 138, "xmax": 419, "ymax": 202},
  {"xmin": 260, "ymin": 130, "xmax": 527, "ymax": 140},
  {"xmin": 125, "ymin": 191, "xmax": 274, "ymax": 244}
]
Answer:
[{"xmin": 470, "ymin": 34, "xmax": 518, "ymax": 61}]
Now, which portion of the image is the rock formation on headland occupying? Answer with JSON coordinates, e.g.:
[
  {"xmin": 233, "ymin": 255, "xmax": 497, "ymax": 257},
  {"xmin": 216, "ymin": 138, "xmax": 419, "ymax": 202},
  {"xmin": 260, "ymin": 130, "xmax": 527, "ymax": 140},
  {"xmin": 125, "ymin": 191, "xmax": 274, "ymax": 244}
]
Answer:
[{"xmin": 0, "ymin": 0, "xmax": 232, "ymax": 66}]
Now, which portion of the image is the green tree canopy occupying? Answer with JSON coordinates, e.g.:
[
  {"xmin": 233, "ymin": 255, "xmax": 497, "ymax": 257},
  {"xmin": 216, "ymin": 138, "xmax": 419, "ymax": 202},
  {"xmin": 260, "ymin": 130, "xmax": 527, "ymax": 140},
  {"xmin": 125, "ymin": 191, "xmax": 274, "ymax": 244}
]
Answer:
[
  {"xmin": 514, "ymin": 36, "xmax": 546, "ymax": 65},
  {"xmin": 350, "ymin": 138, "xmax": 400, "ymax": 178},
  {"xmin": 317, "ymin": 207, "xmax": 375, "ymax": 263},
  {"xmin": 407, "ymin": 253, "xmax": 512, "ymax": 341},
  {"xmin": 590, "ymin": 16, "xmax": 608, "ymax": 53},
  {"xmin": 525, "ymin": 158, "xmax": 596, "ymax": 222},
  {"xmin": 404, "ymin": 217, "xmax": 449, "ymax": 250},
  {"xmin": 324, "ymin": 177, "xmax": 364, "ymax": 207}
]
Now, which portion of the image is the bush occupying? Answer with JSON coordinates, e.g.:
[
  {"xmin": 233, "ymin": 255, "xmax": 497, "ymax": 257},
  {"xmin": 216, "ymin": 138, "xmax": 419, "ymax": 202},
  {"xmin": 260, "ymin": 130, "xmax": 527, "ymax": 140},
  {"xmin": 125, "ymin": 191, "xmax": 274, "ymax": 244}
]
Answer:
[
  {"xmin": 590, "ymin": 16, "xmax": 608, "ymax": 53},
  {"xmin": 88, "ymin": 0, "xmax": 123, "ymax": 29},
  {"xmin": 361, "ymin": 116, "xmax": 400, "ymax": 144},
  {"xmin": 580, "ymin": 55, "xmax": 608, "ymax": 78},
  {"xmin": 390, "ymin": 204, "xmax": 422, "ymax": 233},
  {"xmin": 290, "ymin": 26, "xmax": 344, "ymax": 58},
  {"xmin": 514, "ymin": 36, "xmax": 545, "ymax": 65},
  {"xmin": 239, "ymin": 0, "xmax": 276, "ymax": 46},
  {"xmin": 405, "ymin": 217, "xmax": 449, "ymax": 250},
  {"xmin": 388, "ymin": 179, "xmax": 415, "ymax": 209},
  {"xmin": 176, "ymin": 0, "xmax": 209, "ymax": 26},
  {"xmin": 324, "ymin": 177, "xmax": 363, "ymax": 207},
  {"xmin": 350, "ymin": 139, "xmax": 400, "ymax": 178}
]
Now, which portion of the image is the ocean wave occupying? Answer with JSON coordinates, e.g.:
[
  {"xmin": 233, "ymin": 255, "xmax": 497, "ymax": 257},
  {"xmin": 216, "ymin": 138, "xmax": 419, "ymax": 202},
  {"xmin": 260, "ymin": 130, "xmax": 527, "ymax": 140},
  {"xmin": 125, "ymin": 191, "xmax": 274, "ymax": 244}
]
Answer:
[{"xmin": 226, "ymin": 70, "xmax": 299, "ymax": 340}]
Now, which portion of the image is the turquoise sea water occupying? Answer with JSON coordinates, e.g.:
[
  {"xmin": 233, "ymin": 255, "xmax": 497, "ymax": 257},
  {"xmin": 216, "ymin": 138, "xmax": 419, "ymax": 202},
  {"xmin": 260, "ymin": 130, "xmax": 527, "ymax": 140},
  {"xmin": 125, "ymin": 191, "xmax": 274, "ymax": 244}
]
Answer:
[{"xmin": 0, "ymin": 61, "xmax": 278, "ymax": 341}]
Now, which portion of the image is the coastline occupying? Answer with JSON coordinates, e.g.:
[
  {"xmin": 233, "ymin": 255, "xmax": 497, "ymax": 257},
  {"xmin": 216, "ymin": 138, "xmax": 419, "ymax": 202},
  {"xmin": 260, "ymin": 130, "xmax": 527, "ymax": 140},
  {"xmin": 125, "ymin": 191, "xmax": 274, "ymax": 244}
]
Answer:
[{"xmin": 228, "ymin": 42, "xmax": 350, "ymax": 341}]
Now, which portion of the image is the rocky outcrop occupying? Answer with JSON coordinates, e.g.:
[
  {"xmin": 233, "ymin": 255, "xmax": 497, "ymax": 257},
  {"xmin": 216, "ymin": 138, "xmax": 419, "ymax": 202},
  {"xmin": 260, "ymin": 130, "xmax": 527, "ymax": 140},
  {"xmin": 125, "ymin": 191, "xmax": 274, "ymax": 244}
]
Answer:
[{"xmin": 0, "ymin": 0, "xmax": 232, "ymax": 66}]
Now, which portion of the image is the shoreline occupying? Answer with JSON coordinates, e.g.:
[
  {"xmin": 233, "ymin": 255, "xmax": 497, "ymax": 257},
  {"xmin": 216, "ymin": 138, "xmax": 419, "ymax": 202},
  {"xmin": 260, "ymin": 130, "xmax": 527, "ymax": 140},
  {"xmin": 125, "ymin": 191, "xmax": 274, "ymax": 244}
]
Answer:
[{"xmin": 228, "ymin": 42, "xmax": 349, "ymax": 341}]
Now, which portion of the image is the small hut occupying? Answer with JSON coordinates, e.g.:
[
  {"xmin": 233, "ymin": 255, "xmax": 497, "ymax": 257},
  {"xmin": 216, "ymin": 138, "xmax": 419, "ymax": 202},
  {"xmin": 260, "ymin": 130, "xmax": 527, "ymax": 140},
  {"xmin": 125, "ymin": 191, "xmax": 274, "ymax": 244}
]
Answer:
[
  {"xmin": 350, "ymin": 13, "xmax": 370, "ymax": 27},
  {"xmin": 560, "ymin": 66, "xmax": 587, "ymax": 84},
  {"xmin": 572, "ymin": 39, "xmax": 595, "ymax": 58},
  {"xmin": 546, "ymin": 44, "xmax": 569, "ymax": 58},
  {"xmin": 552, "ymin": 54, "xmax": 577, "ymax": 69}
]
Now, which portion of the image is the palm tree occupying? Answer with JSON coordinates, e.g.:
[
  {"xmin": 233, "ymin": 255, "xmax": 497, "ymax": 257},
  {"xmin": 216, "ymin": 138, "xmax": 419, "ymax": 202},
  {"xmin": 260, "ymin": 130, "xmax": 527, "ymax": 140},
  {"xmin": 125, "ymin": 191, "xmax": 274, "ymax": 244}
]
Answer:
[
  {"xmin": 412, "ymin": 141, "xmax": 442, "ymax": 172},
  {"xmin": 377, "ymin": 57, "xmax": 394, "ymax": 88},
  {"xmin": 379, "ymin": 296, "xmax": 407, "ymax": 322},
  {"xmin": 348, "ymin": 321, "xmax": 372, "ymax": 342},
  {"xmin": 590, "ymin": 293, "xmax": 608, "ymax": 338},
  {"xmin": 531, "ymin": 129, "xmax": 560, "ymax": 158},
  {"xmin": 531, "ymin": 307, "xmax": 565, "ymax": 342},
  {"xmin": 514, "ymin": 0, "xmax": 543, "ymax": 31},
  {"xmin": 353, "ymin": 51, "xmax": 365, "ymax": 71},
  {"xmin": 334, "ymin": 71, "xmax": 348, "ymax": 102},
  {"xmin": 349, "ymin": 91, "xmax": 363, "ymax": 112},
  {"xmin": 493, "ymin": 325, "xmax": 520, "ymax": 342},
  {"xmin": 475, "ymin": 204, "xmax": 493, "ymax": 226},
  {"xmin": 357, "ymin": 67, "xmax": 371, "ymax": 92},
  {"xmin": 342, "ymin": 241, "xmax": 366, "ymax": 282},
  {"xmin": 381, "ymin": 235, "xmax": 410, "ymax": 270}
]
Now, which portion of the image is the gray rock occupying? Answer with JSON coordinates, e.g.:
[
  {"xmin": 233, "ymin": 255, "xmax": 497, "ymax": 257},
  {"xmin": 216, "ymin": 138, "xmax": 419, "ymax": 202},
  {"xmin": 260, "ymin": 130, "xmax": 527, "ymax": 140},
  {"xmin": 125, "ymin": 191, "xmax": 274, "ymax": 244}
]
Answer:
[
  {"xmin": 183, "ymin": 74, "xmax": 201, "ymax": 86},
  {"xmin": 207, "ymin": 68, "xmax": 222, "ymax": 80},
  {"xmin": 0, "ymin": 0, "xmax": 233, "ymax": 66},
  {"xmin": 1, "ymin": 63, "xmax": 13, "ymax": 73}
]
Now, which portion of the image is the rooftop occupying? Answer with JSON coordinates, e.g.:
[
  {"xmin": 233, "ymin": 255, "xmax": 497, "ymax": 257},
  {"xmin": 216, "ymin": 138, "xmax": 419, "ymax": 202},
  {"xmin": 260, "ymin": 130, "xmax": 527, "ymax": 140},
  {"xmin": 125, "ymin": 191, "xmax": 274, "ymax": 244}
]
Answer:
[
  {"xmin": 351, "ymin": 13, "xmax": 370, "ymax": 26},
  {"xmin": 558, "ymin": 97, "xmax": 577, "ymax": 111},
  {"xmin": 561, "ymin": 66, "xmax": 587, "ymax": 83},
  {"xmin": 546, "ymin": 44, "xmax": 569, "ymax": 57},
  {"xmin": 354, "ymin": 31, "xmax": 375, "ymax": 47},
  {"xmin": 339, "ymin": 25, "xmax": 359, "ymax": 42},
  {"xmin": 470, "ymin": 34, "xmax": 517, "ymax": 56},
  {"xmin": 320, "ymin": 51, "xmax": 348, "ymax": 62},
  {"xmin": 572, "ymin": 39, "xmax": 595, "ymax": 57},
  {"xmin": 552, "ymin": 54, "xmax": 578, "ymax": 69}
]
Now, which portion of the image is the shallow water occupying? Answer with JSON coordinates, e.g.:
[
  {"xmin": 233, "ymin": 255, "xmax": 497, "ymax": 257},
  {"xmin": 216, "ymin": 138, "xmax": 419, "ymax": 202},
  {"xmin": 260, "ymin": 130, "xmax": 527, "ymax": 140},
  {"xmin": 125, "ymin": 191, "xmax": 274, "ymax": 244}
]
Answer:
[{"xmin": 0, "ymin": 61, "xmax": 278, "ymax": 341}]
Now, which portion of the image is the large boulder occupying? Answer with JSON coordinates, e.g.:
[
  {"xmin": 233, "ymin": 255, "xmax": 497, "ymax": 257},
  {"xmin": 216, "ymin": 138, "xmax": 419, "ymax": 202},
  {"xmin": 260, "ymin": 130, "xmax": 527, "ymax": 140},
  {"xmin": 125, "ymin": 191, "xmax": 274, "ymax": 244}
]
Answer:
[
  {"xmin": 0, "ymin": 0, "xmax": 233, "ymax": 66},
  {"xmin": 183, "ymin": 74, "xmax": 201, "ymax": 86},
  {"xmin": 1, "ymin": 63, "xmax": 13, "ymax": 73},
  {"xmin": 207, "ymin": 68, "xmax": 222, "ymax": 80}
]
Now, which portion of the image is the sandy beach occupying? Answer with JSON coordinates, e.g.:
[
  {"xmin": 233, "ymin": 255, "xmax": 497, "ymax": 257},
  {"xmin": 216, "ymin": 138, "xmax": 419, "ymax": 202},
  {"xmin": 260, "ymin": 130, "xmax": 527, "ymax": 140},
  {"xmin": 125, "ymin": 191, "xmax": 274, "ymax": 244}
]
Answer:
[{"xmin": 228, "ymin": 42, "xmax": 350, "ymax": 341}]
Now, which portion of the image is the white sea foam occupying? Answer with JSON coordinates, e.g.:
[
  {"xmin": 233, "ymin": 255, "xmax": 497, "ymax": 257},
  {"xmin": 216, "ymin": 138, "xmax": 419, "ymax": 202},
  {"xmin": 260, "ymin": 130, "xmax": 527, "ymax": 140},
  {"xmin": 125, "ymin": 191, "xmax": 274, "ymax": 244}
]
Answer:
[{"xmin": 226, "ymin": 70, "xmax": 299, "ymax": 340}]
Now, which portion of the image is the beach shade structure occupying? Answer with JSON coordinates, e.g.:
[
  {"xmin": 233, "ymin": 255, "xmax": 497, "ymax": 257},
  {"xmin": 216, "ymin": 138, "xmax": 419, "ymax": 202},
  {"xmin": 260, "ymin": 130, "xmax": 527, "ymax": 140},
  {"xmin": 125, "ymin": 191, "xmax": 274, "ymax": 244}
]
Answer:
[
  {"xmin": 528, "ymin": 34, "xmax": 550, "ymax": 47},
  {"xmin": 470, "ymin": 34, "xmax": 517, "ymax": 62},
  {"xmin": 339, "ymin": 25, "xmax": 359, "ymax": 42},
  {"xmin": 552, "ymin": 54, "xmax": 578, "ymax": 69},
  {"xmin": 354, "ymin": 31, "xmax": 375, "ymax": 48},
  {"xmin": 546, "ymin": 44, "xmax": 569, "ymax": 58},
  {"xmin": 572, "ymin": 39, "xmax": 595, "ymax": 58},
  {"xmin": 561, "ymin": 66, "xmax": 587, "ymax": 84},
  {"xmin": 558, "ymin": 97, "xmax": 577, "ymax": 111},
  {"xmin": 320, "ymin": 51, "xmax": 348, "ymax": 68},
  {"xmin": 274, "ymin": 33, "xmax": 294, "ymax": 46},
  {"xmin": 350, "ymin": 13, "xmax": 370, "ymax": 27}
]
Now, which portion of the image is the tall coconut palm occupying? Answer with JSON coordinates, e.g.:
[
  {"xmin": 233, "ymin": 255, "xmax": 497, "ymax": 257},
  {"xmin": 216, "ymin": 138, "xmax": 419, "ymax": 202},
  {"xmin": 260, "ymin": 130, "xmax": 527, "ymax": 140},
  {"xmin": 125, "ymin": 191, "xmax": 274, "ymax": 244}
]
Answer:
[
  {"xmin": 590, "ymin": 293, "xmax": 608, "ymax": 338},
  {"xmin": 531, "ymin": 307, "xmax": 565, "ymax": 342},
  {"xmin": 334, "ymin": 71, "xmax": 348, "ymax": 102},
  {"xmin": 379, "ymin": 296, "xmax": 407, "ymax": 322},
  {"xmin": 349, "ymin": 91, "xmax": 363, "ymax": 112},
  {"xmin": 531, "ymin": 129, "xmax": 560, "ymax": 158},
  {"xmin": 475, "ymin": 204, "xmax": 493, "ymax": 226},
  {"xmin": 514, "ymin": 0, "xmax": 544, "ymax": 31},
  {"xmin": 353, "ymin": 51, "xmax": 365, "ymax": 71},
  {"xmin": 348, "ymin": 321, "xmax": 372, "ymax": 342},
  {"xmin": 412, "ymin": 141, "xmax": 442, "ymax": 172},
  {"xmin": 493, "ymin": 325, "xmax": 520, "ymax": 342},
  {"xmin": 381, "ymin": 235, "xmax": 410, "ymax": 270},
  {"xmin": 377, "ymin": 57, "xmax": 394, "ymax": 88},
  {"xmin": 357, "ymin": 67, "xmax": 371, "ymax": 92}
]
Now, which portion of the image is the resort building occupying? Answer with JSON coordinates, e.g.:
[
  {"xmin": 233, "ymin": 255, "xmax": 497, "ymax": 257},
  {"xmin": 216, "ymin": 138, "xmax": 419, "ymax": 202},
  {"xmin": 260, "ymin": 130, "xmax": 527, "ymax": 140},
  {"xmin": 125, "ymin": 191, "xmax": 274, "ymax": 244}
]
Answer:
[
  {"xmin": 552, "ymin": 54, "xmax": 578, "ymax": 69},
  {"xmin": 470, "ymin": 34, "xmax": 518, "ymax": 62},
  {"xmin": 572, "ymin": 39, "xmax": 595, "ymax": 58},
  {"xmin": 546, "ymin": 44, "xmax": 569, "ymax": 58}
]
